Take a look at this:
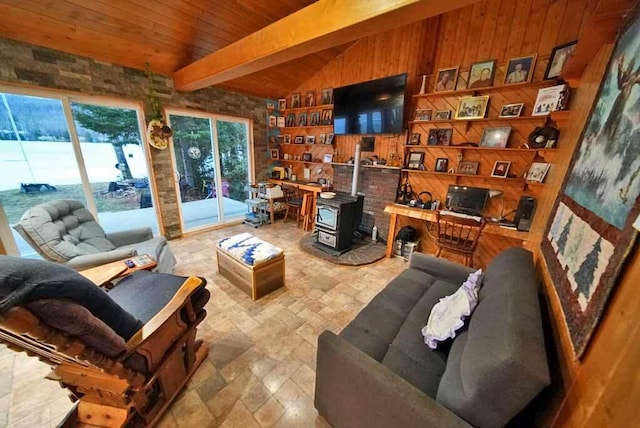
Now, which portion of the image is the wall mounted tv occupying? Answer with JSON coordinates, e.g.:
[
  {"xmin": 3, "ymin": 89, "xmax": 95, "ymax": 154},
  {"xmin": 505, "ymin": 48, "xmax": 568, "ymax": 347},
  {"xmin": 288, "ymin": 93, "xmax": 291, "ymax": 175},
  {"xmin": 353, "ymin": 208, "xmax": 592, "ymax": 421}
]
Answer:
[{"xmin": 333, "ymin": 73, "xmax": 407, "ymax": 135}]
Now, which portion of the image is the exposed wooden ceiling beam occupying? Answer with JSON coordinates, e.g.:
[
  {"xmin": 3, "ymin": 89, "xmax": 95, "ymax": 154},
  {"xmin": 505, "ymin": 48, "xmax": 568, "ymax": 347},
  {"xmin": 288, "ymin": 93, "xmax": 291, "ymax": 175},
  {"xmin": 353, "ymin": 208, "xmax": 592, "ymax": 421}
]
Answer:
[{"xmin": 173, "ymin": 0, "xmax": 480, "ymax": 92}]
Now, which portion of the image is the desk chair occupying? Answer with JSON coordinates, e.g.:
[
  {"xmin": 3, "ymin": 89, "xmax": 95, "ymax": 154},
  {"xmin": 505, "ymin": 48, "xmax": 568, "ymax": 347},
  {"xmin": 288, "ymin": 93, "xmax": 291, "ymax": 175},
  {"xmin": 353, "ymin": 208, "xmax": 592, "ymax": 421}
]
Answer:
[
  {"xmin": 0, "ymin": 256, "xmax": 210, "ymax": 427},
  {"xmin": 282, "ymin": 185, "xmax": 303, "ymax": 227},
  {"xmin": 432, "ymin": 212, "xmax": 486, "ymax": 267}
]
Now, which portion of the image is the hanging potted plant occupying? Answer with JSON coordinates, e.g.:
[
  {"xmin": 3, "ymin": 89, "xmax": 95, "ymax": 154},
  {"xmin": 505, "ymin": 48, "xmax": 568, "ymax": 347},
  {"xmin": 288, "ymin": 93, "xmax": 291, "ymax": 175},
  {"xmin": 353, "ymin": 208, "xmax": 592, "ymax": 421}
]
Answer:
[{"xmin": 145, "ymin": 63, "xmax": 173, "ymax": 150}]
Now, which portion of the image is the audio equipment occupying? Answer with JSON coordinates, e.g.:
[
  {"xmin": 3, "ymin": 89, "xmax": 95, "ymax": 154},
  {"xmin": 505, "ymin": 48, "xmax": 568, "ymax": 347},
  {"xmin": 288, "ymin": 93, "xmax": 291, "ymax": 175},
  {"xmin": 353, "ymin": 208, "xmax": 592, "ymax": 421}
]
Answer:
[
  {"xmin": 515, "ymin": 196, "xmax": 536, "ymax": 231},
  {"xmin": 415, "ymin": 191, "xmax": 433, "ymax": 209},
  {"xmin": 528, "ymin": 126, "xmax": 559, "ymax": 149}
]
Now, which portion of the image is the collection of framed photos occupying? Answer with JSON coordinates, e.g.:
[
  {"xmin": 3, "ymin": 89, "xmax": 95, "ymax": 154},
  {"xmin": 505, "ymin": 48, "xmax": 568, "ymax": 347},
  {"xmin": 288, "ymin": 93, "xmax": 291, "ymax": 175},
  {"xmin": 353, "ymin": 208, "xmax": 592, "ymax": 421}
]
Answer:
[
  {"xmin": 273, "ymin": 132, "xmax": 334, "ymax": 146},
  {"xmin": 278, "ymin": 88, "xmax": 334, "ymax": 110}
]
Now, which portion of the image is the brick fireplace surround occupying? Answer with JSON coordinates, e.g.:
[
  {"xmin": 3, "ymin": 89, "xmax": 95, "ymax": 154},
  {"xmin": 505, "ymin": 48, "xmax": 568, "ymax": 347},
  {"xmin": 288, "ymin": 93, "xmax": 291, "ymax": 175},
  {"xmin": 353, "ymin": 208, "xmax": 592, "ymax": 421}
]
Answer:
[{"xmin": 331, "ymin": 164, "xmax": 401, "ymax": 241}]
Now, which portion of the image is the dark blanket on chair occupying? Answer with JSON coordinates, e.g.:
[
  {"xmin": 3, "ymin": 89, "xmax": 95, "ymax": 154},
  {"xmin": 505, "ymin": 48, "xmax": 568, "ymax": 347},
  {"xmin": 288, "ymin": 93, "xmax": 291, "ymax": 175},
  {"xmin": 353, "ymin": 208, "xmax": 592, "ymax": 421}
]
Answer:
[{"xmin": 0, "ymin": 256, "xmax": 142, "ymax": 339}]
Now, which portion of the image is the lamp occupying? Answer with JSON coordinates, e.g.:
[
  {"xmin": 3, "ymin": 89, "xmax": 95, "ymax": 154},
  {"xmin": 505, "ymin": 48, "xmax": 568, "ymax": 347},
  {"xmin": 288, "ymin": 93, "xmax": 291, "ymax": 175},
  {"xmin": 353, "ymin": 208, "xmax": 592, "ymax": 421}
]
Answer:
[{"xmin": 488, "ymin": 189, "xmax": 504, "ymax": 222}]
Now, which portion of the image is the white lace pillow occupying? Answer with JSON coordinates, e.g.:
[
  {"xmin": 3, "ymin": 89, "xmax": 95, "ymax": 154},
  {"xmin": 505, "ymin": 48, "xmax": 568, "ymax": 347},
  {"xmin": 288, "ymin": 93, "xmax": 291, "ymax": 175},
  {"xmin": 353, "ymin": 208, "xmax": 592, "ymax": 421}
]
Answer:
[{"xmin": 422, "ymin": 269, "xmax": 483, "ymax": 349}]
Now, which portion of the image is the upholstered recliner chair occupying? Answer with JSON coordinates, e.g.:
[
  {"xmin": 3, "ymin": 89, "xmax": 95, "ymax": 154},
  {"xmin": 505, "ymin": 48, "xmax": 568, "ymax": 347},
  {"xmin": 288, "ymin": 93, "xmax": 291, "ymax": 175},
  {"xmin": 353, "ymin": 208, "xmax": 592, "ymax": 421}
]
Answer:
[
  {"xmin": 0, "ymin": 256, "xmax": 210, "ymax": 427},
  {"xmin": 13, "ymin": 199, "xmax": 176, "ymax": 272}
]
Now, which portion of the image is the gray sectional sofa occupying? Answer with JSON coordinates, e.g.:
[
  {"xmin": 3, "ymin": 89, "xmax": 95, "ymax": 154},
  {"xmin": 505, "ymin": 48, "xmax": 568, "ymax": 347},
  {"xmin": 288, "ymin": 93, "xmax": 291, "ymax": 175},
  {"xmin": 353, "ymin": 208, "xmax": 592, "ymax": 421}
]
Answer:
[{"xmin": 315, "ymin": 247, "xmax": 550, "ymax": 428}]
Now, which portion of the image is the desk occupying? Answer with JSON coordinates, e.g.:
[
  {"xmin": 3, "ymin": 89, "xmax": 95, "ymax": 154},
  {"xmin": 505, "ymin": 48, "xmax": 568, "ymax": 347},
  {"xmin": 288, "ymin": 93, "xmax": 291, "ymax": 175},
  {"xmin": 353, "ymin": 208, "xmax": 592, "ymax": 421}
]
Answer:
[
  {"xmin": 268, "ymin": 179, "xmax": 331, "ymax": 229},
  {"xmin": 384, "ymin": 204, "xmax": 529, "ymax": 258}
]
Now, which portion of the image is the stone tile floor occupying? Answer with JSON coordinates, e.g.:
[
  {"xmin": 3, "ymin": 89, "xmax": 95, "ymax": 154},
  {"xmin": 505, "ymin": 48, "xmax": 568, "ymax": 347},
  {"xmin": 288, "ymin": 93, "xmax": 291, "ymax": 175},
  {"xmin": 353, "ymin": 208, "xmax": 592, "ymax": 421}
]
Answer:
[{"xmin": 0, "ymin": 222, "xmax": 408, "ymax": 427}]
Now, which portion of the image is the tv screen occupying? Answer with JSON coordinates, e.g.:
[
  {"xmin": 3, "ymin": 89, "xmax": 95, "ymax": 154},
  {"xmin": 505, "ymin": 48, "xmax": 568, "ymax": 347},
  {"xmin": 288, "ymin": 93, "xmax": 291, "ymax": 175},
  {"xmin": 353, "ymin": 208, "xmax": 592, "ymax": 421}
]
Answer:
[
  {"xmin": 333, "ymin": 74, "xmax": 407, "ymax": 135},
  {"xmin": 445, "ymin": 185, "xmax": 490, "ymax": 215}
]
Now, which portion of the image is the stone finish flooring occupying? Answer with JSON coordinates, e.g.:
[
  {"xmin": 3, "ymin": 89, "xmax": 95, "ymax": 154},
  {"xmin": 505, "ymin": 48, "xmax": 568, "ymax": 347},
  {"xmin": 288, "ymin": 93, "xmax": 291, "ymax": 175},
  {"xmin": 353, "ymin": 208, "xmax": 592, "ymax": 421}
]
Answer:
[{"xmin": 0, "ymin": 222, "xmax": 408, "ymax": 427}]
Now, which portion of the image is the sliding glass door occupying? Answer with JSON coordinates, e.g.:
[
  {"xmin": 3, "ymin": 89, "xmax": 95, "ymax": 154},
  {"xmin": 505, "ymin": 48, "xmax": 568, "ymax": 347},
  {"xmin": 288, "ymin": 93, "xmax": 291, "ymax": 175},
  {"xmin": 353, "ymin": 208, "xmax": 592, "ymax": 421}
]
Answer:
[{"xmin": 167, "ymin": 110, "xmax": 252, "ymax": 232}]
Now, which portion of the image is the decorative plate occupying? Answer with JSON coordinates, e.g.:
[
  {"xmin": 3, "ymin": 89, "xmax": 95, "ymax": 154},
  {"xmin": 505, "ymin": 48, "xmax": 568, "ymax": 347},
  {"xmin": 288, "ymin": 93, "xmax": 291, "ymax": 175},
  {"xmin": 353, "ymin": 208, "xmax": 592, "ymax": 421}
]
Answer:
[{"xmin": 147, "ymin": 119, "xmax": 172, "ymax": 150}]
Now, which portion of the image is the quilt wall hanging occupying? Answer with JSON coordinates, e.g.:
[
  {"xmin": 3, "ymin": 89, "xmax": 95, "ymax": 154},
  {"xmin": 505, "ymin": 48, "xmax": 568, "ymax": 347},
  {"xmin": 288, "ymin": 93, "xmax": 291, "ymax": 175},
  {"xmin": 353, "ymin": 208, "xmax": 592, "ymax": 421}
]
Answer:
[{"xmin": 541, "ymin": 6, "xmax": 640, "ymax": 358}]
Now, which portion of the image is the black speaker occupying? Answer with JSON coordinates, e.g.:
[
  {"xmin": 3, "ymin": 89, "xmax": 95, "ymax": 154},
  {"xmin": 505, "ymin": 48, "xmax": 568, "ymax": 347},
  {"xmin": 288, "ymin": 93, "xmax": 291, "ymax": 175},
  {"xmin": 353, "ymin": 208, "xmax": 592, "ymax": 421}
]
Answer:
[{"xmin": 515, "ymin": 196, "xmax": 536, "ymax": 231}]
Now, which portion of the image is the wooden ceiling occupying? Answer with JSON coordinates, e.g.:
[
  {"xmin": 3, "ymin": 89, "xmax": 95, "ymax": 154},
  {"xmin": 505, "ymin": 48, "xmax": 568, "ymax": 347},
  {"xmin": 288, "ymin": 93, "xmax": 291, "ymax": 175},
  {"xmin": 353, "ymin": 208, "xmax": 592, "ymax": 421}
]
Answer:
[{"xmin": 0, "ymin": 0, "xmax": 352, "ymax": 97}]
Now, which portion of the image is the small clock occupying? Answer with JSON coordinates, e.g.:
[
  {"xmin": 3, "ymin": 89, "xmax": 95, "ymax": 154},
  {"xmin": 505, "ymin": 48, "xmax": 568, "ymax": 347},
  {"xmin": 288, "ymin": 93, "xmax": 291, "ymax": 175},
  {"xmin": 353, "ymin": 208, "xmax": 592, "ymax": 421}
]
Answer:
[{"xmin": 187, "ymin": 146, "xmax": 202, "ymax": 159}]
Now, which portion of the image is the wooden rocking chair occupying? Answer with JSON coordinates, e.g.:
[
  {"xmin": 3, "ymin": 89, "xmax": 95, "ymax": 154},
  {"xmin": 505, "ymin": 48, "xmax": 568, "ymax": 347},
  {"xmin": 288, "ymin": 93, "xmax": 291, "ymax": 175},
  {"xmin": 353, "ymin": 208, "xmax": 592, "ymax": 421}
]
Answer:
[{"xmin": 0, "ymin": 256, "xmax": 210, "ymax": 427}]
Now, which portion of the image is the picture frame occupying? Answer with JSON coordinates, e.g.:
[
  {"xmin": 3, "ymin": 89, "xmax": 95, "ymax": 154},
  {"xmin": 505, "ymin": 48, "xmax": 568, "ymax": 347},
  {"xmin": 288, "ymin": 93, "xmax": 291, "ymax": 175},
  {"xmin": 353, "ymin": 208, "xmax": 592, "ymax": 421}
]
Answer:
[
  {"xmin": 310, "ymin": 112, "xmax": 320, "ymax": 126},
  {"xmin": 414, "ymin": 108, "xmax": 432, "ymax": 121},
  {"xmin": 302, "ymin": 152, "xmax": 313, "ymax": 162},
  {"xmin": 285, "ymin": 113, "xmax": 296, "ymax": 127},
  {"xmin": 291, "ymin": 93, "xmax": 301, "ymax": 109},
  {"xmin": 277, "ymin": 116, "xmax": 285, "ymax": 128},
  {"xmin": 434, "ymin": 66, "xmax": 459, "ymax": 92},
  {"xmin": 458, "ymin": 160, "xmax": 479, "ymax": 175},
  {"xmin": 267, "ymin": 102, "xmax": 275, "ymax": 110},
  {"xmin": 545, "ymin": 40, "xmax": 578, "ymax": 80},
  {"xmin": 305, "ymin": 90, "xmax": 315, "ymax": 107},
  {"xmin": 504, "ymin": 54, "xmax": 537, "ymax": 84},
  {"xmin": 455, "ymin": 95, "xmax": 489, "ymax": 120},
  {"xmin": 434, "ymin": 110, "xmax": 451, "ymax": 120},
  {"xmin": 526, "ymin": 162, "xmax": 551, "ymax": 182},
  {"xmin": 499, "ymin": 103, "xmax": 525, "ymax": 118},
  {"xmin": 480, "ymin": 126, "xmax": 512, "ymax": 148},
  {"xmin": 326, "ymin": 133, "xmax": 334, "ymax": 145},
  {"xmin": 407, "ymin": 151, "xmax": 425, "ymax": 169},
  {"xmin": 408, "ymin": 133, "xmax": 421, "ymax": 145},
  {"xmin": 468, "ymin": 59, "xmax": 497, "ymax": 89},
  {"xmin": 435, "ymin": 158, "xmax": 449, "ymax": 172},
  {"xmin": 270, "ymin": 149, "xmax": 279, "ymax": 160},
  {"xmin": 268, "ymin": 135, "xmax": 277, "ymax": 145},
  {"xmin": 321, "ymin": 88, "xmax": 333, "ymax": 105},
  {"xmin": 321, "ymin": 109, "xmax": 333, "ymax": 125},
  {"xmin": 294, "ymin": 135, "xmax": 304, "ymax": 144},
  {"xmin": 323, "ymin": 153, "xmax": 333, "ymax": 163},
  {"xmin": 298, "ymin": 113, "xmax": 307, "ymax": 127},
  {"xmin": 533, "ymin": 84, "xmax": 570, "ymax": 116},
  {"xmin": 283, "ymin": 134, "xmax": 291, "ymax": 144},
  {"xmin": 269, "ymin": 115, "xmax": 277, "ymax": 127},
  {"xmin": 318, "ymin": 133, "xmax": 326, "ymax": 144},
  {"xmin": 305, "ymin": 135, "xmax": 316, "ymax": 144},
  {"xmin": 491, "ymin": 161, "xmax": 511, "ymax": 178},
  {"xmin": 278, "ymin": 98, "xmax": 287, "ymax": 111},
  {"xmin": 427, "ymin": 128, "xmax": 453, "ymax": 146}
]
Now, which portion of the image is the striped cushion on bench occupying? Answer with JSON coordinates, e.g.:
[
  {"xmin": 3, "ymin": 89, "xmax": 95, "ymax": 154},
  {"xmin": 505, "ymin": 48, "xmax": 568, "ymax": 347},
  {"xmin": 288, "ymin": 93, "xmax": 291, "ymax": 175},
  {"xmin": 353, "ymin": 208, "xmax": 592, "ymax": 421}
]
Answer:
[{"xmin": 217, "ymin": 233, "xmax": 283, "ymax": 266}]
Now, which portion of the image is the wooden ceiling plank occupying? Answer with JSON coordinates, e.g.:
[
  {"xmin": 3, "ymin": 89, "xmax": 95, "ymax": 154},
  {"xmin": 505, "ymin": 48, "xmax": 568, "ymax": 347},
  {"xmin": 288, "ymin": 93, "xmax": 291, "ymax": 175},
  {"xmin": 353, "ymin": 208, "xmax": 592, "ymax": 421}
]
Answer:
[{"xmin": 174, "ymin": 0, "xmax": 481, "ymax": 91}]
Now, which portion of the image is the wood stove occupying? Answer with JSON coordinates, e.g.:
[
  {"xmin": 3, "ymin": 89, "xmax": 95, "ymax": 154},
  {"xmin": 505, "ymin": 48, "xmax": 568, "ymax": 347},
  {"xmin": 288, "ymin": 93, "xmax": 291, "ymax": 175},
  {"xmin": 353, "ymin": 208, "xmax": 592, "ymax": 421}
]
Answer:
[{"xmin": 315, "ymin": 192, "xmax": 363, "ymax": 253}]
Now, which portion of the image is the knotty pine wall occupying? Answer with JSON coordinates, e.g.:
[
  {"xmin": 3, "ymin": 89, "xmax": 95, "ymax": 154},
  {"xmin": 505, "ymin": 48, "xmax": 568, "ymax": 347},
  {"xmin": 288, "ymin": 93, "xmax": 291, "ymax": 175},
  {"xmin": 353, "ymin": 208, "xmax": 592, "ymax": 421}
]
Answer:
[{"xmin": 283, "ymin": 0, "xmax": 640, "ymax": 425}]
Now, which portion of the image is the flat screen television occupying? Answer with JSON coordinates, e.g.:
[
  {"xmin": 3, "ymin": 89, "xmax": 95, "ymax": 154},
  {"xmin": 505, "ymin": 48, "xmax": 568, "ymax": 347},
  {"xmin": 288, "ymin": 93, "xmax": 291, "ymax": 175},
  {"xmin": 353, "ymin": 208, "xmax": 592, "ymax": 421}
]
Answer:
[
  {"xmin": 333, "ymin": 74, "xmax": 407, "ymax": 135},
  {"xmin": 445, "ymin": 185, "xmax": 490, "ymax": 215}
]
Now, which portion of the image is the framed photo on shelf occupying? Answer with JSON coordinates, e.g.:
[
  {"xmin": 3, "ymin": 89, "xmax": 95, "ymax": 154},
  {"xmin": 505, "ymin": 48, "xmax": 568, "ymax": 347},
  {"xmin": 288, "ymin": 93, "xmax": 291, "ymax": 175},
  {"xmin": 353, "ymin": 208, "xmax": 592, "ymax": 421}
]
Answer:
[
  {"xmin": 318, "ymin": 133, "xmax": 326, "ymax": 144},
  {"xmin": 305, "ymin": 90, "xmax": 315, "ymax": 107},
  {"xmin": 302, "ymin": 152, "xmax": 313, "ymax": 162},
  {"xmin": 305, "ymin": 135, "xmax": 316, "ymax": 144},
  {"xmin": 270, "ymin": 149, "xmax": 279, "ymax": 160},
  {"xmin": 277, "ymin": 116, "xmax": 285, "ymax": 127},
  {"xmin": 321, "ymin": 88, "xmax": 333, "ymax": 105},
  {"xmin": 267, "ymin": 102, "xmax": 275, "ymax": 110},
  {"xmin": 458, "ymin": 160, "xmax": 479, "ymax": 175},
  {"xmin": 455, "ymin": 96, "xmax": 489, "ymax": 120},
  {"xmin": 291, "ymin": 93, "xmax": 301, "ymax": 108},
  {"xmin": 269, "ymin": 115, "xmax": 277, "ymax": 127},
  {"xmin": 533, "ymin": 84, "xmax": 570, "ymax": 115},
  {"xmin": 435, "ymin": 158, "xmax": 449, "ymax": 172},
  {"xmin": 278, "ymin": 98, "xmax": 287, "ymax": 111},
  {"xmin": 310, "ymin": 112, "xmax": 320, "ymax": 126},
  {"xmin": 491, "ymin": 161, "xmax": 511, "ymax": 178},
  {"xmin": 427, "ymin": 128, "xmax": 453, "ymax": 146},
  {"xmin": 408, "ymin": 133, "xmax": 421, "ymax": 145},
  {"xmin": 526, "ymin": 162, "xmax": 551, "ymax": 182},
  {"xmin": 323, "ymin": 154, "xmax": 333, "ymax": 163},
  {"xmin": 285, "ymin": 113, "xmax": 296, "ymax": 127},
  {"xmin": 406, "ymin": 151, "xmax": 425, "ymax": 169},
  {"xmin": 268, "ymin": 135, "xmax": 277, "ymax": 145},
  {"xmin": 415, "ymin": 109, "xmax": 432, "ymax": 121},
  {"xmin": 283, "ymin": 134, "xmax": 291, "ymax": 144},
  {"xmin": 321, "ymin": 109, "xmax": 333, "ymax": 125},
  {"xmin": 468, "ymin": 59, "xmax": 497, "ymax": 89},
  {"xmin": 499, "ymin": 103, "xmax": 525, "ymax": 118},
  {"xmin": 294, "ymin": 136, "xmax": 304, "ymax": 144},
  {"xmin": 434, "ymin": 66, "xmax": 459, "ymax": 92},
  {"xmin": 504, "ymin": 54, "xmax": 537, "ymax": 84},
  {"xmin": 298, "ymin": 113, "xmax": 308, "ymax": 127},
  {"xmin": 545, "ymin": 40, "xmax": 577, "ymax": 79},
  {"xmin": 480, "ymin": 126, "xmax": 512, "ymax": 148},
  {"xmin": 434, "ymin": 110, "xmax": 451, "ymax": 120},
  {"xmin": 326, "ymin": 133, "xmax": 334, "ymax": 144}
]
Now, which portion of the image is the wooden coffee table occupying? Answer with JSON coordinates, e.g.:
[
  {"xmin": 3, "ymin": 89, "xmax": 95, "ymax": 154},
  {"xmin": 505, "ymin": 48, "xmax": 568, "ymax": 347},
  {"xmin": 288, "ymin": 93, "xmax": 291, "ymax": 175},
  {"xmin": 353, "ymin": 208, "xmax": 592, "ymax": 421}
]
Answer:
[{"xmin": 79, "ymin": 254, "xmax": 157, "ymax": 288}]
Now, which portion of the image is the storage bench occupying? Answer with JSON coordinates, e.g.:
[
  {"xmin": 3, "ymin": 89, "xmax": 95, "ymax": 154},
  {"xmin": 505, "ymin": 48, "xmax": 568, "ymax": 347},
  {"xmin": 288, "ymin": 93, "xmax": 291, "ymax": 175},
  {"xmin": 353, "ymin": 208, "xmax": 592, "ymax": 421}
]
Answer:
[{"xmin": 216, "ymin": 233, "xmax": 285, "ymax": 300}]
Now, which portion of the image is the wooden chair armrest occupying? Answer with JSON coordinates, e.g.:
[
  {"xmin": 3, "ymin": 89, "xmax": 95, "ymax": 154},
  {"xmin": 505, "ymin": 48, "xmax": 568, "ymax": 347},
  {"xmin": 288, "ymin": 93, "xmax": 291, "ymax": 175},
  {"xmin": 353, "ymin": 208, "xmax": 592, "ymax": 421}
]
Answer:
[{"xmin": 124, "ymin": 276, "xmax": 205, "ymax": 351}]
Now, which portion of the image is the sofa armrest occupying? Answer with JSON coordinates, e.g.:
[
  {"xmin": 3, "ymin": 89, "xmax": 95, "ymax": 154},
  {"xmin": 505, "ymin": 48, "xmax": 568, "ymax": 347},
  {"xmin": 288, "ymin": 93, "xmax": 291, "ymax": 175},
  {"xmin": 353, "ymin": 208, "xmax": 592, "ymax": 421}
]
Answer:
[
  {"xmin": 65, "ymin": 248, "xmax": 138, "ymax": 270},
  {"xmin": 409, "ymin": 252, "xmax": 475, "ymax": 285},
  {"xmin": 105, "ymin": 228, "xmax": 153, "ymax": 247},
  {"xmin": 315, "ymin": 331, "xmax": 471, "ymax": 428}
]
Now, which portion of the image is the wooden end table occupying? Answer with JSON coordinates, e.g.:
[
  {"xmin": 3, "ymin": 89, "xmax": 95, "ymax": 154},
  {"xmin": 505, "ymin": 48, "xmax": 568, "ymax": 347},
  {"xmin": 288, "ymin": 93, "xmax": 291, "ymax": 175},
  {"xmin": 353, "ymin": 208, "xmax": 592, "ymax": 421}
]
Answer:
[{"xmin": 79, "ymin": 255, "xmax": 157, "ymax": 288}]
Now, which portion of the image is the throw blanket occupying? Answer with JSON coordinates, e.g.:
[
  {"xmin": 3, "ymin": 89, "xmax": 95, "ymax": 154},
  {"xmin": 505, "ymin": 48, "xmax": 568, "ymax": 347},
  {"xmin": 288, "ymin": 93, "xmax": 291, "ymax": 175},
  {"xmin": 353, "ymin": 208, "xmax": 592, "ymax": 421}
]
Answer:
[{"xmin": 218, "ymin": 233, "xmax": 283, "ymax": 266}]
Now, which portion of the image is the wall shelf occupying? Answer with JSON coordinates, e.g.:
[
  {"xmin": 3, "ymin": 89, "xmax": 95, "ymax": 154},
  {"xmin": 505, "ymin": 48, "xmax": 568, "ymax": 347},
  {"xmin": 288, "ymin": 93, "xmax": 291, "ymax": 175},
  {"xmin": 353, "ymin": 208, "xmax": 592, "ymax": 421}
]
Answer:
[
  {"xmin": 401, "ymin": 169, "xmax": 525, "ymax": 181},
  {"xmin": 409, "ymin": 115, "xmax": 550, "ymax": 125},
  {"xmin": 272, "ymin": 159, "xmax": 330, "ymax": 166},
  {"xmin": 283, "ymin": 143, "xmax": 334, "ymax": 147},
  {"xmin": 332, "ymin": 162, "xmax": 402, "ymax": 170},
  {"xmin": 280, "ymin": 104, "xmax": 333, "ymax": 113},
  {"xmin": 281, "ymin": 125, "xmax": 334, "ymax": 131},
  {"xmin": 404, "ymin": 145, "xmax": 555, "ymax": 153},
  {"xmin": 412, "ymin": 80, "xmax": 558, "ymax": 99}
]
